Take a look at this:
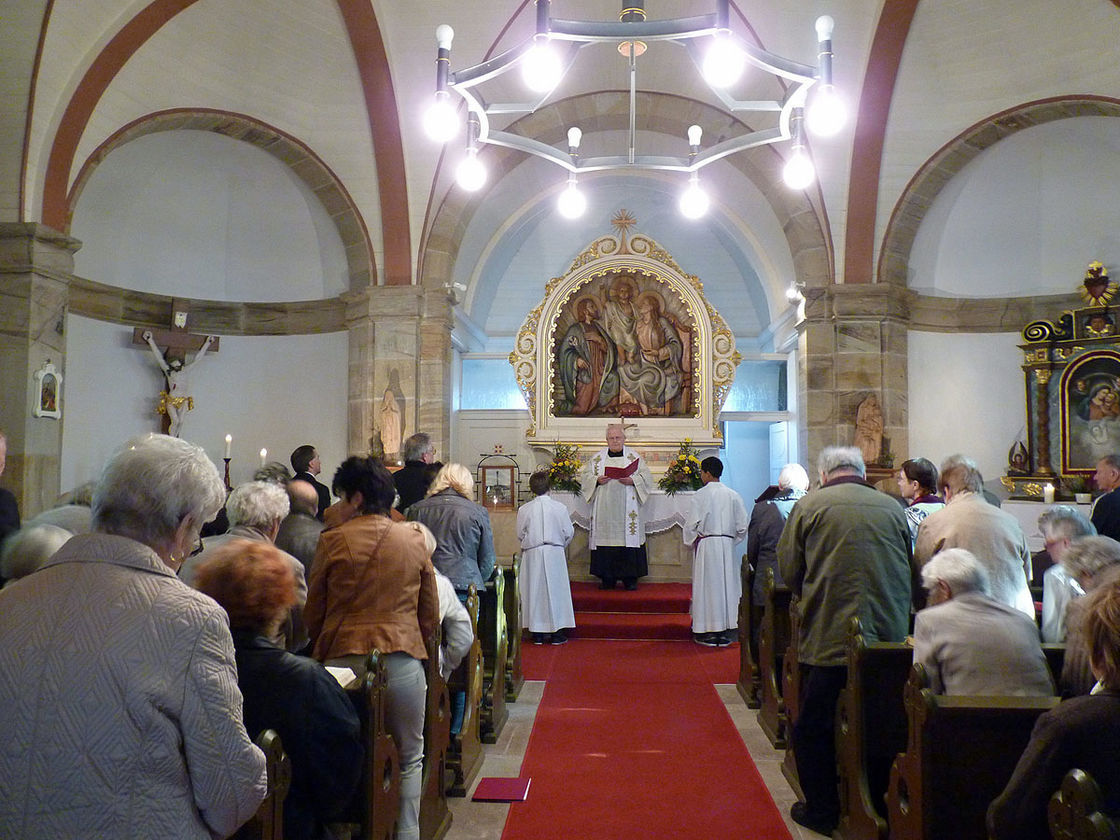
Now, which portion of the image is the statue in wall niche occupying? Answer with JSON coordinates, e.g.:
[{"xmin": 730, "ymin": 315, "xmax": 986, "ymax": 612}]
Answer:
[
  {"xmin": 379, "ymin": 388, "xmax": 402, "ymax": 461},
  {"xmin": 853, "ymin": 393, "xmax": 884, "ymax": 465}
]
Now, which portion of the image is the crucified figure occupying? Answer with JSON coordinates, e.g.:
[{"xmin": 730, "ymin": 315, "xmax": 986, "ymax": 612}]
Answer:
[{"xmin": 142, "ymin": 330, "xmax": 215, "ymax": 437}]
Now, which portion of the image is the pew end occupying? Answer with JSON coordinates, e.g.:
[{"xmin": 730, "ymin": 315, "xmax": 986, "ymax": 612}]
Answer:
[
  {"xmin": 757, "ymin": 568, "xmax": 793, "ymax": 749},
  {"xmin": 836, "ymin": 616, "xmax": 913, "ymax": 840},
  {"xmin": 420, "ymin": 626, "xmax": 452, "ymax": 840},
  {"xmin": 736, "ymin": 554, "xmax": 761, "ymax": 709},
  {"xmin": 447, "ymin": 585, "xmax": 485, "ymax": 797},
  {"xmin": 232, "ymin": 729, "xmax": 290, "ymax": 840},
  {"xmin": 504, "ymin": 556, "xmax": 525, "ymax": 702},
  {"xmin": 1049, "ymin": 768, "xmax": 1120, "ymax": 840},
  {"xmin": 886, "ymin": 664, "xmax": 1059, "ymax": 840}
]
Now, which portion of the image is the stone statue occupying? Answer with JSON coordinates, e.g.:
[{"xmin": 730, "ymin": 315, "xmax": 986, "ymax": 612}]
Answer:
[
  {"xmin": 853, "ymin": 393, "xmax": 884, "ymax": 465},
  {"xmin": 379, "ymin": 388, "xmax": 402, "ymax": 459}
]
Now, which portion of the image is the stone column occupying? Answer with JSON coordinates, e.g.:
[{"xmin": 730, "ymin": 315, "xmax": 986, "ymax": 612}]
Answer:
[
  {"xmin": 797, "ymin": 283, "xmax": 910, "ymax": 472},
  {"xmin": 0, "ymin": 224, "xmax": 81, "ymax": 517},
  {"xmin": 344, "ymin": 286, "xmax": 454, "ymax": 460}
]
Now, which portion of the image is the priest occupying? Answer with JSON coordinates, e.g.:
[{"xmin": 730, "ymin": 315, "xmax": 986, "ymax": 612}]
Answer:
[
  {"xmin": 683, "ymin": 456, "xmax": 750, "ymax": 647},
  {"xmin": 580, "ymin": 423, "xmax": 654, "ymax": 590}
]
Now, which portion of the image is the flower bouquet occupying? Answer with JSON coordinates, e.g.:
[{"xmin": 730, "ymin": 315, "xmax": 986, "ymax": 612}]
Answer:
[
  {"xmin": 548, "ymin": 443, "xmax": 583, "ymax": 492},
  {"xmin": 658, "ymin": 439, "xmax": 703, "ymax": 494}
]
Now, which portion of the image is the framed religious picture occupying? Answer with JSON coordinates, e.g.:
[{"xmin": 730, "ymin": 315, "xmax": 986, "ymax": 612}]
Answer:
[
  {"xmin": 33, "ymin": 361, "xmax": 62, "ymax": 420},
  {"xmin": 480, "ymin": 465, "xmax": 516, "ymax": 510},
  {"xmin": 1061, "ymin": 349, "xmax": 1120, "ymax": 472}
]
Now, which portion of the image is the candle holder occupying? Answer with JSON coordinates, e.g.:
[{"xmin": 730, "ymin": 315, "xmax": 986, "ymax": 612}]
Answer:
[{"xmin": 223, "ymin": 457, "xmax": 232, "ymax": 492}]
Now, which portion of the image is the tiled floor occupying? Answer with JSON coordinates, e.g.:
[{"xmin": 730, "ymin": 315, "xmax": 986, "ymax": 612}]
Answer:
[{"xmin": 444, "ymin": 677, "xmax": 830, "ymax": 840}]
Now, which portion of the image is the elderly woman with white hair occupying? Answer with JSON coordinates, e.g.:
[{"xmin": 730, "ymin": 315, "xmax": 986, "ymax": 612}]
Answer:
[
  {"xmin": 407, "ymin": 463, "xmax": 497, "ymax": 599},
  {"xmin": 747, "ymin": 463, "xmax": 809, "ymax": 608},
  {"xmin": 0, "ymin": 433, "xmax": 266, "ymax": 839}
]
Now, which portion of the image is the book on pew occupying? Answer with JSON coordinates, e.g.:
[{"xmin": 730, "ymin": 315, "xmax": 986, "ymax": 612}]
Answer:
[{"xmin": 471, "ymin": 776, "xmax": 532, "ymax": 802}]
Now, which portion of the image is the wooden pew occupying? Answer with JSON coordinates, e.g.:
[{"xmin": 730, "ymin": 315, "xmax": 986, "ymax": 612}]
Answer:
[
  {"xmin": 344, "ymin": 650, "xmax": 402, "ymax": 840},
  {"xmin": 419, "ymin": 628, "xmax": 452, "ymax": 840},
  {"xmin": 836, "ymin": 618, "xmax": 913, "ymax": 840},
  {"xmin": 503, "ymin": 556, "xmax": 524, "ymax": 702},
  {"xmin": 1049, "ymin": 768, "xmax": 1120, "ymax": 840},
  {"xmin": 886, "ymin": 664, "xmax": 1059, "ymax": 840},
  {"xmin": 736, "ymin": 554, "xmax": 761, "ymax": 709},
  {"xmin": 478, "ymin": 572, "xmax": 509, "ymax": 744},
  {"xmin": 780, "ymin": 593, "xmax": 803, "ymax": 797},
  {"xmin": 232, "ymin": 729, "xmax": 290, "ymax": 840},
  {"xmin": 446, "ymin": 586, "xmax": 484, "ymax": 798},
  {"xmin": 757, "ymin": 568, "xmax": 793, "ymax": 748},
  {"xmin": 1043, "ymin": 643, "xmax": 1066, "ymax": 687}
]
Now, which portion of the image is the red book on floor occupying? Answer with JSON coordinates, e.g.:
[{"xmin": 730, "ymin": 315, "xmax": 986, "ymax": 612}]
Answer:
[
  {"xmin": 472, "ymin": 776, "xmax": 532, "ymax": 802},
  {"xmin": 603, "ymin": 459, "xmax": 638, "ymax": 480}
]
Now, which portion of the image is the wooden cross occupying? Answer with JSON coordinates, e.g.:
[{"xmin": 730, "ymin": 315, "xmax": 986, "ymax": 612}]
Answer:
[{"xmin": 132, "ymin": 299, "xmax": 219, "ymax": 435}]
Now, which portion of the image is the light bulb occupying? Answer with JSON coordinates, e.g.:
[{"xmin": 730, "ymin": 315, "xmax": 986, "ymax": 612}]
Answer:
[
  {"xmin": 436, "ymin": 24, "xmax": 454, "ymax": 50},
  {"xmin": 815, "ymin": 16, "xmax": 835, "ymax": 42},
  {"xmin": 687, "ymin": 124, "xmax": 703, "ymax": 147},
  {"xmin": 567, "ymin": 126, "xmax": 582, "ymax": 149},
  {"xmin": 456, "ymin": 151, "xmax": 486, "ymax": 191},
  {"xmin": 679, "ymin": 177, "xmax": 710, "ymax": 219},
  {"xmin": 702, "ymin": 33, "xmax": 745, "ymax": 89},
  {"xmin": 557, "ymin": 180, "xmax": 586, "ymax": 218},
  {"xmin": 522, "ymin": 41, "xmax": 563, "ymax": 93},
  {"xmin": 782, "ymin": 148, "xmax": 815, "ymax": 190},
  {"xmin": 423, "ymin": 94, "xmax": 459, "ymax": 143},
  {"xmin": 806, "ymin": 85, "xmax": 846, "ymax": 137}
]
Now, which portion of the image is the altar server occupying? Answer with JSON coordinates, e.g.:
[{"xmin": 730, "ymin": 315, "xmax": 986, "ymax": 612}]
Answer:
[
  {"xmin": 518, "ymin": 471, "xmax": 577, "ymax": 644},
  {"xmin": 684, "ymin": 457, "xmax": 750, "ymax": 647},
  {"xmin": 580, "ymin": 423, "xmax": 654, "ymax": 590}
]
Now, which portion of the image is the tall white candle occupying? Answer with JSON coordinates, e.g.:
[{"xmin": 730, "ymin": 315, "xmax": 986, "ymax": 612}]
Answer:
[
  {"xmin": 259, "ymin": 448, "xmax": 267, "ymax": 468},
  {"xmin": 224, "ymin": 434, "xmax": 232, "ymax": 458},
  {"xmin": 1043, "ymin": 483, "xmax": 1055, "ymax": 504}
]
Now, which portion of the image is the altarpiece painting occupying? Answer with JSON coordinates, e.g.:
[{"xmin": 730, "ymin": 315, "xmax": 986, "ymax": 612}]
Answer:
[
  {"xmin": 509, "ymin": 211, "xmax": 739, "ymax": 454},
  {"xmin": 1004, "ymin": 262, "xmax": 1120, "ymax": 497}
]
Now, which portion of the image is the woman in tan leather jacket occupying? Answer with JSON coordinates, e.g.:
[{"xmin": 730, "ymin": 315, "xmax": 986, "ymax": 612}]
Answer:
[{"xmin": 304, "ymin": 456, "xmax": 439, "ymax": 840}]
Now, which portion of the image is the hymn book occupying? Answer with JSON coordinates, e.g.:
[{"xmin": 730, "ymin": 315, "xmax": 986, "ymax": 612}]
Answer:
[{"xmin": 603, "ymin": 459, "xmax": 638, "ymax": 480}]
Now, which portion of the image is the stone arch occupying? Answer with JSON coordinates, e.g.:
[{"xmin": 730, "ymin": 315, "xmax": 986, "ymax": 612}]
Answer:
[
  {"xmin": 419, "ymin": 90, "xmax": 832, "ymax": 293},
  {"xmin": 68, "ymin": 108, "xmax": 376, "ymax": 291},
  {"xmin": 879, "ymin": 96, "xmax": 1120, "ymax": 288}
]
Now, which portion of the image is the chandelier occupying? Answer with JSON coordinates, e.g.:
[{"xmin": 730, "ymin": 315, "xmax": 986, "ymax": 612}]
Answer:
[{"xmin": 423, "ymin": 0, "xmax": 844, "ymax": 219}]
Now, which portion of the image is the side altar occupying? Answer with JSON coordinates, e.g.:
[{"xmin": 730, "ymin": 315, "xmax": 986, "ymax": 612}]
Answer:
[
  {"xmin": 1003, "ymin": 261, "xmax": 1120, "ymax": 500},
  {"xmin": 507, "ymin": 210, "xmax": 741, "ymax": 581}
]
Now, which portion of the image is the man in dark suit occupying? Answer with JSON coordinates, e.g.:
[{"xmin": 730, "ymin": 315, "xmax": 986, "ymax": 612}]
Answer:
[
  {"xmin": 290, "ymin": 444, "xmax": 331, "ymax": 520},
  {"xmin": 0, "ymin": 430, "xmax": 21, "ymax": 586},
  {"xmin": 394, "ymin": 432, "xmax": 441, "ymax": 513},
  {"xmin": 275, "ymin": 479, "xmax": 325, "ymax": 578},
  {"xmin": 1090, "ymin": 454, "xmax": 1120, "ymax": 540}
]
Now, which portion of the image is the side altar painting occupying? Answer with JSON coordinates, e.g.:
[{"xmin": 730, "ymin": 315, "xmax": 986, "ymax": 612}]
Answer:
[
  {"xmin": 1004, "ymin": 261, "xmax": 1120, "ymax": 499},
  {"xmin": 509, "ymin": 210, "xmax": 739, "ymax": 455}
]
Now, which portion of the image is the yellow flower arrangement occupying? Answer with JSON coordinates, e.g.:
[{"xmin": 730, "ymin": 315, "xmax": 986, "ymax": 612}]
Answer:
[
  {"xmin": 659, "ymin": 438, "xmax": 704, "ymax": 494},
  {"xmin": 548, "ymin": 443, "xmax": 583, "ymax": 492}
]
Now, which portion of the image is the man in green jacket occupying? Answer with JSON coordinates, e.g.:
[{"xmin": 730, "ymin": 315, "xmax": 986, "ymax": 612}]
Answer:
[{"xmin": 778, "ymin": 445, "xmax": 912, "ymax": 836}]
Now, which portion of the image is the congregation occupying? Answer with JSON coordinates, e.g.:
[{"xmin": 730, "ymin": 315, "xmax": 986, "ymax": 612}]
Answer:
[{"xmin": 1, "ymin": 424, "xmax": 1120, "ymax": 839}]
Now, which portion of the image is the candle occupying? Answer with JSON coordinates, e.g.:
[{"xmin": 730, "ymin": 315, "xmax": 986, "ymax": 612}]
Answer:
[
  {"xmin": 259, "ymin": 448, "xmax": 267, "ymax": 468},
  {"xmin": 1043, "ymin": 483, "xmax": 1055, "ymax": 504},
  {"xmin": 224, "ymin": 434, "xmax": 232, "ymax": 458}
]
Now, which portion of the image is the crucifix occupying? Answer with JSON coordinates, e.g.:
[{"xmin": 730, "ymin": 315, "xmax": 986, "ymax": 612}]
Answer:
[{"xmin": 131, "ymin": 298, "xmax": 219, "ymax": 437}]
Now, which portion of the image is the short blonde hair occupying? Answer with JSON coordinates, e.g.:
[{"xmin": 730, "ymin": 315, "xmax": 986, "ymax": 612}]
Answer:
[{"xmin": 427, "ymin": 463, "xmax": 474, "ymax": 500}]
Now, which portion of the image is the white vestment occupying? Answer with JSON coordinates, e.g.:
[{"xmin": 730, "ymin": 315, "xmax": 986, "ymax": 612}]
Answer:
[
  {"xmin": 683, "ymin": 480, "xmax": 749, "ymax": 633},
  {"xmin": 579, "ymin": 446, "xmax": 654, "ymax": 548},
  {"xmin": 517, "ymin": 494, "xmax": 576, "ymax": 633}
]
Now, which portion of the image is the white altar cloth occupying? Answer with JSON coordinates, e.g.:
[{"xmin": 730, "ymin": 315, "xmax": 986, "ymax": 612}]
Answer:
[{"xmin": 553, "ymin": 490, "xmax": 696, "ymax": 535}]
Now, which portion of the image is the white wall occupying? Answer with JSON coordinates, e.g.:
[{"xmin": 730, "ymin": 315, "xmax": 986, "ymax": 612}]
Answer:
[
  {"xmin": 908, "ymin": 330, "xmax": 1026, "ymax": 489},
  {"xmin": 60, "ymin": 314, "xmax": 349, "ymax": 494}
]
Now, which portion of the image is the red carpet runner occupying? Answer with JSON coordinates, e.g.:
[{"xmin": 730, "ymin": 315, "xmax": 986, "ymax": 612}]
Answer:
[{"xmin": 504, "ymin": 638, "xmax": 793, "ymax": 839}]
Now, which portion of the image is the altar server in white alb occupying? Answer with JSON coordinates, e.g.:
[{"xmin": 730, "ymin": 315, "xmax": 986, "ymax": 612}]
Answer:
[
  {"xmin": 518, "ymin": 471, "xmax": 577, "ymax": 644},
  {"xmin": 580, "ymin": 423, "xmax": 655, "ymax": 590},
  {"xmin": 684, "ymin": 456, "xmax": 749, "ymax": 647}
]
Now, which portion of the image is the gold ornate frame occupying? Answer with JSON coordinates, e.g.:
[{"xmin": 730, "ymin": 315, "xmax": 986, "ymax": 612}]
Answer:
[{"xmin": 508, "ymin": 211, "xmax": 739, "ymax": 449}]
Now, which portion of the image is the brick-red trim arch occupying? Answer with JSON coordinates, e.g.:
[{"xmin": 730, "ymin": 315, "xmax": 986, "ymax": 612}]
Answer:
[{"xmin": 41, "ymin": 0, "xmax": 409, "ymax": 284}]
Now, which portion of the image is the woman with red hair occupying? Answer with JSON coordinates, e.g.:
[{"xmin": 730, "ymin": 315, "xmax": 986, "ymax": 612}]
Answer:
[{"xmin": 196, "ymin": 539, "xmax": 362, "ymax": 840}]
